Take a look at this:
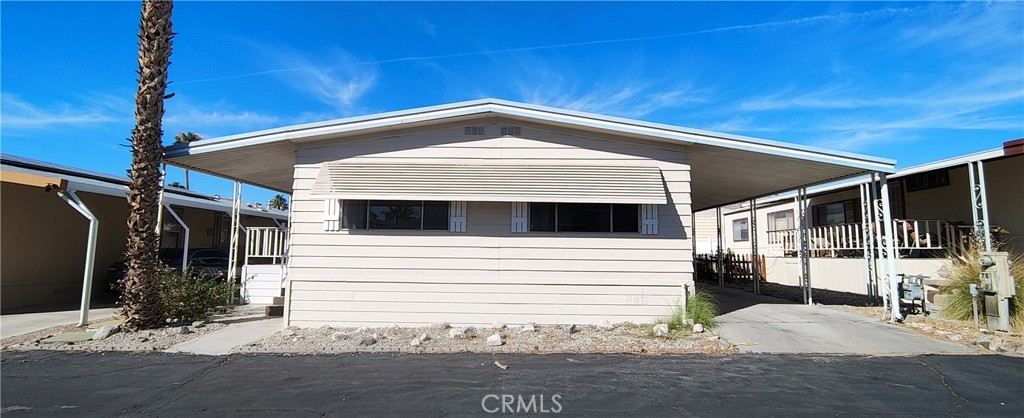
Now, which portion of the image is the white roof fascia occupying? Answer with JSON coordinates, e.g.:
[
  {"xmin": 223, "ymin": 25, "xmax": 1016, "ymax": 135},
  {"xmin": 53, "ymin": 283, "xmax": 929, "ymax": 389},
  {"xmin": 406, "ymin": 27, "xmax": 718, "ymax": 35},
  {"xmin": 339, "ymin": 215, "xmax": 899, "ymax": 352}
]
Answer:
[
  {"xmin": 1, "ymin": 163, "xmax": 286, "ymax": 220},
  {"xmin": 165, "ymin": 99, "xmax": 896, "ymax": 173}
]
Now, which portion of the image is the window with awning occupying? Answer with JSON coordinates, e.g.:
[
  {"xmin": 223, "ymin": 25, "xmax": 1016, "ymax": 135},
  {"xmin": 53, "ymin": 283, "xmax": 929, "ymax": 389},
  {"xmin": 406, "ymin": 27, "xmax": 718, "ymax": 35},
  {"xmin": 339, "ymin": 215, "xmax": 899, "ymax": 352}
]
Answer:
[{"xmin": 310, "ymin": 163, "xmax": 667, "ymax": 205}]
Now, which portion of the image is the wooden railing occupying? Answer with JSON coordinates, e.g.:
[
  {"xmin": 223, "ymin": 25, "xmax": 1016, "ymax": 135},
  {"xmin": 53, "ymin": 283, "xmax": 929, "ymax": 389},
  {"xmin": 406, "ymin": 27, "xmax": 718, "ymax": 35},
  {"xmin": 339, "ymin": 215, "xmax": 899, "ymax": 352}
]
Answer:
[
  {"xmin": 694, "ymin": 253, "xmax": 766, "ymax": 283},
  {"xmin": 765, "ymin": 219, "xmax": 961, "ymax": 257},
  {"xmin": 245, "ymin": 227, "xmax": 288, "ymax": 265}
]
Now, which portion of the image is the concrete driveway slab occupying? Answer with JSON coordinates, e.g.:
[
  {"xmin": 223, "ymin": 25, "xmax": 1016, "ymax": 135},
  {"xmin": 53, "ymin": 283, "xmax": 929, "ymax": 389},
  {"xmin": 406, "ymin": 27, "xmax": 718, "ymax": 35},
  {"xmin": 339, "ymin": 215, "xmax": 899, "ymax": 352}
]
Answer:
[
  {"xmin": 0, "ymin": 307, "xmax": 119, "ymax": 339},
  {"xmin": 708, "ymin": 285, "xmax": 975, "ymax": 354}
]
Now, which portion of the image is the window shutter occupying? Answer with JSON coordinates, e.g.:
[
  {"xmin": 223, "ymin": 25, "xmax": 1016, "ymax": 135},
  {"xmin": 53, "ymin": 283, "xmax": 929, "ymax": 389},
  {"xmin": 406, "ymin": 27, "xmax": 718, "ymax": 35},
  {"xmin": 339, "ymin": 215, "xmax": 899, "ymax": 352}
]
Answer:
[
  {"xmin": 323, "ymin": 199, "xmax": 341, "ymax": 231},
  {"xmin": 449, "ymin": 201, "xmax": 467, "ymax": 233},
  {"xmin": 641, "ymin": 204, "xmax": 659, "ymax": 235},
  {"xmin": 511, "ymin": 202, "xmax": 528, "ymax": 233}
]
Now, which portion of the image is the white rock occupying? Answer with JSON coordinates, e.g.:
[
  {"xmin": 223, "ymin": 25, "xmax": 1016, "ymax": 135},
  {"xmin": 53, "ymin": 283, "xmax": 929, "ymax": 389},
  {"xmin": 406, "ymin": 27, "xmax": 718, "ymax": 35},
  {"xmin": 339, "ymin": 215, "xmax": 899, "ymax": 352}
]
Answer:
[
  {"xmin": 356, "ymin": 326, "xmax": 370, "ymax": 333},
  {"xmin": 418, "ymin": 333, "xmax": 431, "ymax": 342},
  {"xmin": 653, "ymin": 323, "xmax": 670, "ymax": 338},
  {"xmin": 521, "ymin": 323, "xmax": 536, "ymax": 332},
  {"xmin": 492, "ymin": 321, "xmax": 506, "ymax": 329},
  {"xmin": 431, "ymin": 322, "xmax": 451, "ymax": 330},
  {"xmin": 485, "ymin": 333, "xmax": 503, "ymax": 347},
  {"xmin": 598, "ymin": 320, "xmax": 615, "ymax": 331},
  {"xmin": 358, "ymin": 336, "xmax": 377, "ymax": 346},
  {"xmin": 192, "ymin": 320, "xmax": 207, "ymax": 328},
  {"xmin": 448, "ymin": 327, "xmax": 468, "ymax": 340},
  {"xmin": 692, "ymin": 324, "xmax": 705, "ymax": 333},
  {"xmin": 92, "ymin": 325, "xmax": 119, "ymax": 341},
  {"xmin": 330, "ymin": 332, "xmax": 349, "ymax": 342},
  {"xmin": 410, "ymin": 338, "xmax": 422, "ymax": 347}
]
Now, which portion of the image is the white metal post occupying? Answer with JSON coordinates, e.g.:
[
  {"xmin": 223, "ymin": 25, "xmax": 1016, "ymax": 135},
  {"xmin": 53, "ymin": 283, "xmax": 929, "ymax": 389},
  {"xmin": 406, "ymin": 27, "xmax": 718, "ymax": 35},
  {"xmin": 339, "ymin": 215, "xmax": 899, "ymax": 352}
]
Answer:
[
  {"xmin": 750, "ymin": 198, "xmax": 760, "ymax": 295},
  {"xmin": 879, "ymin": 173, "xmax": 901, "ymax": 322},
  {"xmin": 968, "ymin": 161, "xmax": 992, "ymax": 251},
  {"xmin": 227, "ymin": 181, "xmax": 242, "ymax": 284},
  {"xmin": 163, "ymin": 204, "xmax": 189, "ymax": 271},
  {"xmin": 716, "ymin": 206, "xmax": 725, "ymax": 286},
  {"xmin": 860, "ymin": 180, "xmax": 877, "ymax": 297},
  {"xmin": 58, "ymin": 190, "xmax": 99, "ymax": 327},
  {"xmin": 796, "ymin": 187, "xmax": 811, "ymax": 305},
  {"xmin": 155, "ymin": 163, "xmax": 166, "ymax": 235}
]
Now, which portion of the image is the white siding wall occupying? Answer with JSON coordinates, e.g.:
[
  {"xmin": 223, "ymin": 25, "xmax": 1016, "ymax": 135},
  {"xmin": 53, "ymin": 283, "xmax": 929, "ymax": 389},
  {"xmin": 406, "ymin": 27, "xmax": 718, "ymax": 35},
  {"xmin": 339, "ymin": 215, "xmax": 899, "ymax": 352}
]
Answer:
[{"xmin": 286, "ymin": 123, "xmax": 692, "ymax": 327}]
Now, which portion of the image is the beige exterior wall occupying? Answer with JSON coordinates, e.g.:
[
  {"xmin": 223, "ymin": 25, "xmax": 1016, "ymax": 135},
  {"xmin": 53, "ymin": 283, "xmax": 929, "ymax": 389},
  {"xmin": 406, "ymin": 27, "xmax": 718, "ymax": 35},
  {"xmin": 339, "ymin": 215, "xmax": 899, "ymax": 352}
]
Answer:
[
  {"xmin": 286, "ymin": 123, "xmax": 693, "ymax": 327},
  {"xmin": 1, "ymin": 182, "xmax": 282, "ymax": 309},
  {"xmin": 765, "ymin": 256, "xmax": 949, "ymax": 296}
]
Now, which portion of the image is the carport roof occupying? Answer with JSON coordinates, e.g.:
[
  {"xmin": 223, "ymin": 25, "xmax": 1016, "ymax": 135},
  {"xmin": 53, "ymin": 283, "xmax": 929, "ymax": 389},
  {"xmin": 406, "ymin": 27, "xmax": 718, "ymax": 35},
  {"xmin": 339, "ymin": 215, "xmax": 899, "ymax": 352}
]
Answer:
[{"xmin": 164, "ymin": 99, "xmax": 896, "ymax": 211}]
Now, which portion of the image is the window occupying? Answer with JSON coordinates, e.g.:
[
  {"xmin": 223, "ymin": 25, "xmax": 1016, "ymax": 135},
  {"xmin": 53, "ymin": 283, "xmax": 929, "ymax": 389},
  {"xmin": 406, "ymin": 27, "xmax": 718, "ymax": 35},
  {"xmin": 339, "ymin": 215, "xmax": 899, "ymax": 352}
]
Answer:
[
  {"xmin": 500, "ymin": 126, "xmax": 521, "ymax": 136},
  {"xmin": 766, "ymin": 210, "xmax": 795, "ymax": 231},
  {"xmin": 733, "ymin": 218, "xmax": 749, "ymax": 241},
  {"xmin": 343, "ymin": 200, "xmax": 449, "ymax": 230},
  {"xmin": 905, "ymin": 169, "xmax": 949, "ymax": 192},
  {"xmin": 463, "ymin": 126, "xmax": 486, "ymax": 135},
  {"xmin": 214, "ymin": 213, "xmax": 231, "ymax": 251},
  {"xmin": 529, "ymin": 203, "xmax": 639, "ymax": 233},
  {"xmin": 812, "ymin": 200, "xmax": 859, "ymax": 226}
]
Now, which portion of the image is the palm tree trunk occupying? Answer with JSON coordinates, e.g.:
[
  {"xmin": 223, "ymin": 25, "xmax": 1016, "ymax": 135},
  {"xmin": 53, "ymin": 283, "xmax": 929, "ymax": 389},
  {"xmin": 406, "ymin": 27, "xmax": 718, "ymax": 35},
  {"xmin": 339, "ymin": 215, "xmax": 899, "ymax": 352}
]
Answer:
[
  {"xmin": 184, "ymin": 169, "xmax": 189, "ymax": 189},
  {"xmin": 123, "ymin": 0, "xmax": 174, "ymax": 331}
]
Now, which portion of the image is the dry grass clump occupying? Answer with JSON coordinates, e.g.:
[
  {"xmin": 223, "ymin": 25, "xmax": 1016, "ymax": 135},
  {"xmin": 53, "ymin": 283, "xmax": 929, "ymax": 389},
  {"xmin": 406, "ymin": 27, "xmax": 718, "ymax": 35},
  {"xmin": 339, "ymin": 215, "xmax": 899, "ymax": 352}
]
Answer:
[{"xmin": 938, "ymin": 238, "xmax": 1024, "ymax": 330}]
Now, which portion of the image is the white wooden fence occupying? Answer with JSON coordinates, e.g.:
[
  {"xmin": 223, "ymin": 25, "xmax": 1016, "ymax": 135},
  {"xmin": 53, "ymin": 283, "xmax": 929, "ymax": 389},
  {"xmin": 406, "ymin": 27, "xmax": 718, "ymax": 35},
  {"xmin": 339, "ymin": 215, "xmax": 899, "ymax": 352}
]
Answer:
[
  {"xmin": 766, "ymin": 219, "xmax": 959, "ymax": 257},
  {"xmin": 244, "ymin": 226, "xmax": 288, "ymax": 265}
]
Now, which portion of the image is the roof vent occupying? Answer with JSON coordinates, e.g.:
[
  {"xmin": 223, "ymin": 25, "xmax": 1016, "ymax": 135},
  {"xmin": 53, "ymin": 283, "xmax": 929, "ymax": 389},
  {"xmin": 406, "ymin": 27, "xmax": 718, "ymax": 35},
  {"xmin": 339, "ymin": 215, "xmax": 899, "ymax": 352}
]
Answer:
[
  {"xmin": 464, "ymin": 126, "xmax": 486, "ymax": 135},
  {"xmin": 500, "ymin": 126, "xmax": 521, "ymax": 136}
]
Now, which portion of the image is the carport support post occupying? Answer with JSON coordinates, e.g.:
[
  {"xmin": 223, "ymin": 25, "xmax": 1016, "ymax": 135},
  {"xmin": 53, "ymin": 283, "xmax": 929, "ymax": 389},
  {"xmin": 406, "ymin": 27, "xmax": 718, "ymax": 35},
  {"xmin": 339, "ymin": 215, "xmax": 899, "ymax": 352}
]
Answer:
[
  {"xmin": 58, "ymin": 190, "xmax": 99, "ymax": 326},
  {"xmin": 749, "ymin": 199, "xmax": 760, "ymax": 295},
  {"xmin": 227, "ymin": 181, "xmax": 243, "ymax": 300},
  {"xmin": 859, "ymin": 179, "xmax": 877, "ymax": 297},
  {"xmin": 164, "ymin": 204, "xmax": 189, "ymax": 271},
  {"xmin": 716, "ymin": 206, "xmax": 725, "ymax": 286},
  {"xmin": 878, "ymin": 173, "xmax": 900, "ymax": 322},
  {"xmin": 967, "ymin": 161, "xmax": 992, "ymax": 251},
  {"xmin": 796, "ymin": 187, "xmax": 811, "ymax": 305}
]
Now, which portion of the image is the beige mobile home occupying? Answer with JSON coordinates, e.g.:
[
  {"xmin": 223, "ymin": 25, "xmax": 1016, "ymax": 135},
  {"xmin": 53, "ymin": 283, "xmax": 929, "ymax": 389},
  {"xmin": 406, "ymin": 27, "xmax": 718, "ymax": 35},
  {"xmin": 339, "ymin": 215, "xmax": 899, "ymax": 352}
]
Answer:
[{"xmin": 165, "ymin": 99, "xmax": 896, "ymax": 327}]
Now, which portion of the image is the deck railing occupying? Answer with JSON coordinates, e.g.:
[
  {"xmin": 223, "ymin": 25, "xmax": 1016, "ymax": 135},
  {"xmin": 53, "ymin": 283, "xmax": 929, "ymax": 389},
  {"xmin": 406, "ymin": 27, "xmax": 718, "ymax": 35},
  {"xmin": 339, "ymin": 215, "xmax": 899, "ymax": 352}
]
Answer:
[
  {"xmin": 245, "ymin": 226, "xmax": 288, "ymax": 265},
  {"xmin": 765, "ymin": 219, "xmax": 960, "ymax": 258}
]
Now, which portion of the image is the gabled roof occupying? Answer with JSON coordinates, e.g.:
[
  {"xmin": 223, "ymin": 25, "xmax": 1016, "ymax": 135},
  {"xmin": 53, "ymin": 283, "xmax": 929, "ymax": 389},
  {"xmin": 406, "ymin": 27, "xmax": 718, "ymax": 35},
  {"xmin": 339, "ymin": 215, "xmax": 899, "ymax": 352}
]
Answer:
[
  {"xmin": 164, "ymin": 98, "xmax": 897, "ymax": 211},
  {"xmin": 1, "ymin": 153, "xmax": 288, "ymax": 220}
]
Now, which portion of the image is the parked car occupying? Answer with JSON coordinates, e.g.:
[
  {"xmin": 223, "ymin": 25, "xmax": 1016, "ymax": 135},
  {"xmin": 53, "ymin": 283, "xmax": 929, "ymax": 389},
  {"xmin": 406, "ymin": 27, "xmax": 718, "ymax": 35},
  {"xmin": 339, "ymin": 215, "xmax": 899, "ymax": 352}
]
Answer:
[{"xmin": 106, "ymin": 248, "xmax": 231, "ymax": 293}]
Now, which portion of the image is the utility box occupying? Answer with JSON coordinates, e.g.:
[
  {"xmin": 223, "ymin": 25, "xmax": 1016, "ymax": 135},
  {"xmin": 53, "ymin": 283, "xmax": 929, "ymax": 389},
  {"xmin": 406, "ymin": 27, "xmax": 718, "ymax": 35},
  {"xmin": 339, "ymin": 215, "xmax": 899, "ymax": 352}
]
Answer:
[{"xmin": 979, "ymin": 252, "xmax": 1015, "ymax": 331}]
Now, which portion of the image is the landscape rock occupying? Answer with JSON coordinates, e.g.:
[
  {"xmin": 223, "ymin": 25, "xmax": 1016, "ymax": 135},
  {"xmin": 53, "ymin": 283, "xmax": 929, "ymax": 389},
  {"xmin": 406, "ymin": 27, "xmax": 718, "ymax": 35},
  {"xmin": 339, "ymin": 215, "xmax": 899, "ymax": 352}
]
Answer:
[
  {"xmin": 521, "ymin": 323, "xmax": 536, "ymax": 333},
  {"xmin": 192, "ymin": 320, "xmax": 207, "ymax": 328},
  {"xmin": 431, "ymin": 322, "xmax": 451, "ymax": 330},
  {"xmin": 692, "ymin": 324, "xmax": 705, "ymax": 333},
  {"xmin": 448, "ymin": 328, "xmax": 468, "ymax": 340},
  {"xmin": 330, "ymin": 332, "xmax": 349, "ymax": 342},
  {"xmin": 418, "ymin": 333, "xmax": 431, "ymax": 342},
  {"xmin": 989, "ymin": 337, "xmax": 1006, "ymax": 352},
  {"xmin": 172, "ymin": 326, "xmax": 192, "ymax": 335},
  {"xmin": 559, "ymin": 325, "xmax": 577, "ymax": 340},
  {"xmin": 706, "ymin": 335, "xmax": 720, "ymax": 341},
  {"xmin": 92, "ymin": 325, "xmax": 119, "ymax": 341},
  {"xmin": 598, "ymin": 320, "xmax": 615, "ymax": 331},
  {"xmin": 653, "ymin": 324, "xmax": 670, "ymax": 338},
  {"xmin": 358, "ymin": 337, "xmax": 377, "ymax": 346},
  {"xmin": 464, "ymin": 327, "xmax": 478, "ymax": 338},
  {"xmin": 485, "ymin": 333, "xmax": 503, "ymax": 347},
  {"xmin": 492, "ymin": 321, "xmax": 506, "ymax": 330},
  {"xmin": 319, "ymin": 324, "xmax": 334, "ymax": 334},
  {"xmin": 410, "ymin": 338, "xmax": 422, "ymax": 347}
]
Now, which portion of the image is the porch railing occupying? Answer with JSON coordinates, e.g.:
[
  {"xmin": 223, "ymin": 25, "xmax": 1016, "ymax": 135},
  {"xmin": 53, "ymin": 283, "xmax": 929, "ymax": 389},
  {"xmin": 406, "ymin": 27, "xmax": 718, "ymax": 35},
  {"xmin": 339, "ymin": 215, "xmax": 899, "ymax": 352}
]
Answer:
[
  {"xmin": 245, "ymin": 226, "xmax": 288, "ymax": 265},
  {"xmin": 765, "ymin": 219, "xmax": 961, "ymax": 257}
]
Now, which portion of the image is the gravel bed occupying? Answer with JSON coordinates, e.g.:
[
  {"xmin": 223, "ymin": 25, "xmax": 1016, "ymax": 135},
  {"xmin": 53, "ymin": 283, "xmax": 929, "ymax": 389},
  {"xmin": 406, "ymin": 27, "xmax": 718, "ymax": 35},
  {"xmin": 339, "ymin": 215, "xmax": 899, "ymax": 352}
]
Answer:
[
  {"xmin": 0, "ymin": 305, "xmax": 263, "ymax": 353},
  {"xmin": 236, "ymin": 322, "xmax": 736, "ymax": 355}
]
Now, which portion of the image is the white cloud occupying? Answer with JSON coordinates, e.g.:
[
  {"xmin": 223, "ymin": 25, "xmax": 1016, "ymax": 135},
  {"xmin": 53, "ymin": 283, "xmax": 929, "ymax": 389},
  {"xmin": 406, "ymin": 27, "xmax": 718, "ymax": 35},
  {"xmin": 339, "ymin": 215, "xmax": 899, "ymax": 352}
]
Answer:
[
  {"xmin": 1, "ymin": 92, "xmax": 127, "ymax": 128},
  {"xmin": 247, "ymin": 44, "xmax": 378, "ymax": 114}
]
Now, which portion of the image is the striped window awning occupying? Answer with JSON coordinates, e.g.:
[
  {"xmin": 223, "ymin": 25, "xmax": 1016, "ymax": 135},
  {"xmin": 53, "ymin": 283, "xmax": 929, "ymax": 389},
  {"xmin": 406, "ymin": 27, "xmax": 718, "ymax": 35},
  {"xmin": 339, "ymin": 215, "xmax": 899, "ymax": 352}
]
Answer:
[{"xmin": 310, "ymin": 163, "xmax": 667, "ymax": 204}]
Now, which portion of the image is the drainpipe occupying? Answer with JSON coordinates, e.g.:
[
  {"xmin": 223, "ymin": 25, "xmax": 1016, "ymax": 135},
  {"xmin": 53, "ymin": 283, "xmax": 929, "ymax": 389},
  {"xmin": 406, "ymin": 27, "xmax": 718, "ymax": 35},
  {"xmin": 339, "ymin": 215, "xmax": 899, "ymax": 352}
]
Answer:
[
  {"xmin": 163, "ymin": 204, "xmax": 189, "ymax": 271},
  {"xmin": 57, "ymin": 190, "xmax": 99, "ymax": 327}
]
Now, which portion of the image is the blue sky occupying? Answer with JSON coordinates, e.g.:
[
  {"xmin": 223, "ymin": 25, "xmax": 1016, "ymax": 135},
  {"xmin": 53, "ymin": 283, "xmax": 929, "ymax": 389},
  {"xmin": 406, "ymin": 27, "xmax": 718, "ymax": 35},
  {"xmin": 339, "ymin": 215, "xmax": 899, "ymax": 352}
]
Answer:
[{"xmin": 2, "ymin": 1, "xmax": 1022, "ymax": 205}]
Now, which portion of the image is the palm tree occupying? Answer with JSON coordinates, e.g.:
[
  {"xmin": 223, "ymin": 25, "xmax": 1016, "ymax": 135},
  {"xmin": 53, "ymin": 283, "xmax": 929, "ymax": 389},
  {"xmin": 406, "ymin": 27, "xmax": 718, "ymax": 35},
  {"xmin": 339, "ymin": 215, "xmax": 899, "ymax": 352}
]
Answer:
[
  {"xmin": 123, "ymin": 0, "xmax": 174, "ymax": 331},
  {"xmin": 173, "ymin": 131, "xmax": 201, "ymax": 189},
  {"xmin": 268, "ymin": 194, "xmax": 288, "ymax": 211}
]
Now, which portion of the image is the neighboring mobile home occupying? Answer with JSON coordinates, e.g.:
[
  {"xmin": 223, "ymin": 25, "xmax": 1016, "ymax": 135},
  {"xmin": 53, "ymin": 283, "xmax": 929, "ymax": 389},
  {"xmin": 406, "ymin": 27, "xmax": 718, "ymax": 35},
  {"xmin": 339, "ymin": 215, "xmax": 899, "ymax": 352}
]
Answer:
[
  {"xmin": 0, "ymin": 154, "xmax": 287, "ymax": 310},
  {"xmin": 164, "ymin": 99, "xmax": 896, "ymax": 327},
  {"xmin": 703, "ymin": 139, "xmax": 1023, "ymax": 296}
]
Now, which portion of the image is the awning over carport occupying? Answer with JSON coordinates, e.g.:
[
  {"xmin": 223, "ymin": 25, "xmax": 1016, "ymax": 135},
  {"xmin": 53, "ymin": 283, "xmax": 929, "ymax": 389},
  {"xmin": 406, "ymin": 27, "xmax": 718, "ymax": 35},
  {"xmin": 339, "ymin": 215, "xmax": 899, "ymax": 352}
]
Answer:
[{"xmin": 310, "ymin": 163, "xmax": 668, "ymax": 204}]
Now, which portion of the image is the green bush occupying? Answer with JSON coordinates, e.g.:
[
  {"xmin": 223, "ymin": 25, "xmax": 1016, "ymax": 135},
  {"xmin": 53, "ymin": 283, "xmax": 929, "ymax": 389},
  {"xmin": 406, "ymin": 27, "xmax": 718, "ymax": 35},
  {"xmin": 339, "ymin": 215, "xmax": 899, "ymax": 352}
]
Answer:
[
  {"xmin": 939, "ymin": 239, "xmax": 1024, "ymax": 330},
  {"xmin": 652, "ymin": 289, "xmax": 720, "ymax": 335},
  {"xmin": 159, "ymin": 268, "xmax": 236, "ymax": 323},
  {"xmin": 685, "ymin": 290, "xmax": 719, "ymax": 329}
]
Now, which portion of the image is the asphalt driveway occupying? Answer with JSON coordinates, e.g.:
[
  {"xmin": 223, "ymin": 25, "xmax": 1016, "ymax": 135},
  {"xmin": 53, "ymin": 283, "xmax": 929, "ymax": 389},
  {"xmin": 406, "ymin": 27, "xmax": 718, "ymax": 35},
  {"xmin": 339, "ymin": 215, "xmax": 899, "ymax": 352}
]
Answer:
[
  {"xmin": 2, "ymin": 351, "xmax": 1021, "ymax": 416},
  {"xmin": 708, "ymin": 285, "xmax": 974, "ymax": 354}
]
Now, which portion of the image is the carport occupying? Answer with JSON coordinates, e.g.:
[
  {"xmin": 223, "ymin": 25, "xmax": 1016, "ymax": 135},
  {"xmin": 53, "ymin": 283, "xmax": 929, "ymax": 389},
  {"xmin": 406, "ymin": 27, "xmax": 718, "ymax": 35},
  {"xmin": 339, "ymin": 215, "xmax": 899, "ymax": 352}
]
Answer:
[{"xmin": 162, "ymin": 99, "xmax": 905, "ymax": 325}]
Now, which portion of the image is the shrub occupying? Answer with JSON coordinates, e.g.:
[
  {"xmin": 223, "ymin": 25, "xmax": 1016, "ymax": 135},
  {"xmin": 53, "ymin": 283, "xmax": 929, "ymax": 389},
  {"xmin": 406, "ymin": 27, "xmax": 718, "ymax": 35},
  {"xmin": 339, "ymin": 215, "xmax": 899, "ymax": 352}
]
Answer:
[
  {"xmin": 685, "ymin": 290, "xmax": 719, "ymax": 329},
  {"xmin": 159, "ymin": 268, "xmax": 236, "ymax": 323},
  {"xmin": 651, "ymin": 289, "xmax": 720, "ymax": 336},
  {"xmin": 938, "ymin": 239, "xmax": 1024, "ymax": 330}
]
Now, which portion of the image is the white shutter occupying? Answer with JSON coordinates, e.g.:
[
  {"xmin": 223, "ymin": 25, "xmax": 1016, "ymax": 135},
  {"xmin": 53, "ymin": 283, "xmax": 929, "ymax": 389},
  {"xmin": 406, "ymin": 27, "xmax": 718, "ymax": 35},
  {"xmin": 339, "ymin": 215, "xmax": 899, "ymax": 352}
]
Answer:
[
  {"xmin": 323, "ymin": 199, "xmax": 341, "ymax": 231},
  {"xmin": 449, "ymin": 201, "xmax": 467, "ymax": 233},
  {"xmin": 511, "ymin": 202, "xmax": 528, "ymax": 233},
  {"xmin": 641, "ymin": 204, "xmax": 659, "ymax": 235}
]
